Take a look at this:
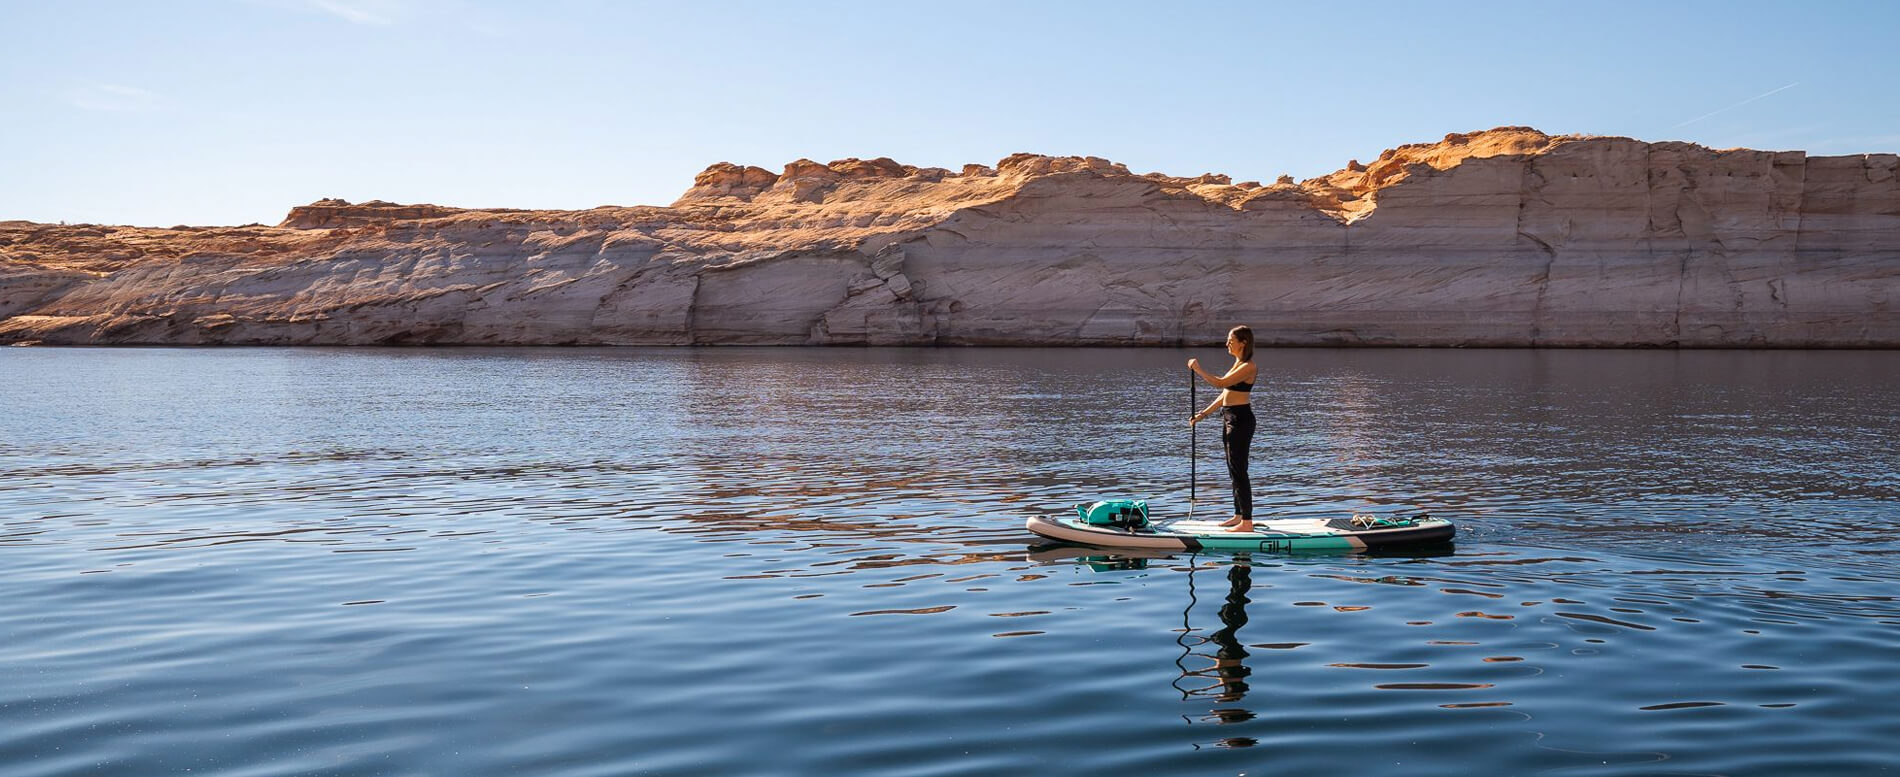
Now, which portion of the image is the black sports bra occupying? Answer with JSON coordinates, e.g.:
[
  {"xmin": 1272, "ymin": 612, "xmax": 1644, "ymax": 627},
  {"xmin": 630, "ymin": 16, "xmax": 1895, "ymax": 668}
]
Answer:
[{"xmin": 1228, "ymin": 364, "xmax": 1254, "ymax": 392}]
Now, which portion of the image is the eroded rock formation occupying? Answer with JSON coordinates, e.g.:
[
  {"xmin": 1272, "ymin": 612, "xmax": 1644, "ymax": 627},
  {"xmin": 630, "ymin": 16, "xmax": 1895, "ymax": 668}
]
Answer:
[{"xmin": 2, "ymin": 127, "xmax": 1895, "ymax": 347}]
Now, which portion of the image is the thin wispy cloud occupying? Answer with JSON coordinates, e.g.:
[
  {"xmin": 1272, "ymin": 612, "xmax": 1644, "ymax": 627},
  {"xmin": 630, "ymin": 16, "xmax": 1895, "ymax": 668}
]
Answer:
[
  {"xmin": 309, "ymin": 0, "xmax": 395, "ymax": 25},
  {"xmin": 1672, "ymin": 82, "xmax": 1801, "ymax": 129},
  {"xmin": 235, "ymin": 0, "xmax": 404, "ymax": 25},
  {"xmin": 65, "ymin": 83, "xmax": 164, "ymax": 112},
  {"xmin": 236, "ymin": 0, "xmax": 511, "ymax": 34}
]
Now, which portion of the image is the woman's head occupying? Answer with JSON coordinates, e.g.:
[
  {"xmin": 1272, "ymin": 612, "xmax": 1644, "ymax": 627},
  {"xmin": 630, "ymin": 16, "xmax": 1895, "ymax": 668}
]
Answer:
[{"xmin": 1227, "ymin": 325, "xmax": 1254, "ymax": 361}]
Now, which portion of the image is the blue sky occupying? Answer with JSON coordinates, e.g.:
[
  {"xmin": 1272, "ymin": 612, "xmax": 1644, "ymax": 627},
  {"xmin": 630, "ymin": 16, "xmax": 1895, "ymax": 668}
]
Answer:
[{"xmin": 3, "ymin": 0, "xmax": 1897, "ymax": 226}]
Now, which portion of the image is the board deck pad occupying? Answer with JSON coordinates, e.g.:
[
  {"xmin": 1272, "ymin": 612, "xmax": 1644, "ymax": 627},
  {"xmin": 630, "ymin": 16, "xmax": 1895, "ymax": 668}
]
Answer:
[{"xmin": 1169, "ymin": 517, "xmax": 1340, "ymax": 534}]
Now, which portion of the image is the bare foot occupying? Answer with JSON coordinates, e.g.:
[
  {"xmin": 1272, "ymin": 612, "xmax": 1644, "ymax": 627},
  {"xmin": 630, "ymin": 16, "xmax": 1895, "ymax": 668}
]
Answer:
[
  {"xmin": 1219, "ymin": 515, "xmax": 1243, "ymax": 527},
  {"xmin": 1226, "ymin": 521, "xmax": 1254, "ymax": 534}
]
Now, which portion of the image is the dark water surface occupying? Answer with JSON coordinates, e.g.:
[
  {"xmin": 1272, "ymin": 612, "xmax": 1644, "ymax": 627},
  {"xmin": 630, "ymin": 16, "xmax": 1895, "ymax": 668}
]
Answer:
[{"xmin": 3, "ymin": 347, "xmax": 1897, "ymax": 776}]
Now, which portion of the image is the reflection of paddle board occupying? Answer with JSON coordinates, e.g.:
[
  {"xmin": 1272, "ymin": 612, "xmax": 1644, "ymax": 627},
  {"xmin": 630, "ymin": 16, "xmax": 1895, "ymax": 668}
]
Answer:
[{"xmin": 1025, "ymin": 513, "xmax": 1455, "ymax": 552}]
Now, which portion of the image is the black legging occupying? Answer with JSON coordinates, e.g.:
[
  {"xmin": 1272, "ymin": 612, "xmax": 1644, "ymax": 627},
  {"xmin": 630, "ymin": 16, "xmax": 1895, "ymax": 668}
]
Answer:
[{"xmin": 1221, "ymin": 405, "xmax": 1256, "ymax": 519}]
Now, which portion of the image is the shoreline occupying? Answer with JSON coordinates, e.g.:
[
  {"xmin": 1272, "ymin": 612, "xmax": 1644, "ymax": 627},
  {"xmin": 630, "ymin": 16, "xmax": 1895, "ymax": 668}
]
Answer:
[{"xmin": 10, "ymin": 341, "xmax": 1899, "ymax": 351}]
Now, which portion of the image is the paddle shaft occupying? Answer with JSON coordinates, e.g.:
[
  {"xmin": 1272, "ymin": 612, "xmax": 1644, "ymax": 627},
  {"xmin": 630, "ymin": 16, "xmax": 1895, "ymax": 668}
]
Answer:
[{"xmin": 1189, "ymin": 366, "xmax": 1196, "ymax": 503}]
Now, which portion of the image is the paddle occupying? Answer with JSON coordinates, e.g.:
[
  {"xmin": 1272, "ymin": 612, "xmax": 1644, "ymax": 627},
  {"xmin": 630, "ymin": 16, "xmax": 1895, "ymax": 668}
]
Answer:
[{"xmin": 1189, "ymin": 365, "xmax": 1196, "ymax": 506}]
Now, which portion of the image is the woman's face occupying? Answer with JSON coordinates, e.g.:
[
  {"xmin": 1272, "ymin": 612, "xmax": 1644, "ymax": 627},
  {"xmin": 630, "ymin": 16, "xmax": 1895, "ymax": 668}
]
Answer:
[{"xmin": 1226, "ymin": 334, "xmax": 1242, "ymax": 357}]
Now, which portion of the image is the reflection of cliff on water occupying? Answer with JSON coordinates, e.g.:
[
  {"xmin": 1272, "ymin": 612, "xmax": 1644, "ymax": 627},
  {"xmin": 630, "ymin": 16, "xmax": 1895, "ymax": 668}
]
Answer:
[{"xmin": 660, "ymin": 452, "xmax": 1037, "ymax": 576}]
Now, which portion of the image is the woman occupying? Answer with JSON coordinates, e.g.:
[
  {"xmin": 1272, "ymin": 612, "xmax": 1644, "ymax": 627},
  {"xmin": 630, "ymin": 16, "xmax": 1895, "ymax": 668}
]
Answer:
[{"xmin": 1188, "ymin": 326, "xmax": 1258, "ymax": 533}]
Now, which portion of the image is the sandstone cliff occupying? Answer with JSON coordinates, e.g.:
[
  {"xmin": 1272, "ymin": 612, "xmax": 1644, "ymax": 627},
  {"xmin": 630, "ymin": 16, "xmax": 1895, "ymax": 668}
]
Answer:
[{"xmin": 3, "ymin": 127, "xmax": 1896, "ymax": 347}]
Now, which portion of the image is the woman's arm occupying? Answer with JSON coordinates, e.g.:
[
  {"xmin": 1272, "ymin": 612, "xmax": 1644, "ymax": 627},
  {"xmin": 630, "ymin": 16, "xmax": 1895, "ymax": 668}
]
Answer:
[
  {"xmin": 1190, "ymin": 396, "xmax": 1225, "ymax": 425},
  {"xmin": 1188, "ymin": 359, "xmax": 1258, "ymax": 388}
]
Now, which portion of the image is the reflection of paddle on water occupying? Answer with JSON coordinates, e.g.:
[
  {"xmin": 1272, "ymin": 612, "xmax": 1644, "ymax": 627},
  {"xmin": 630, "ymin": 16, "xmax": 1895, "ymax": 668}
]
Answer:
[{"xmin": 1172, "ymin": 555, "xmax": 1258, "ymax": 738}]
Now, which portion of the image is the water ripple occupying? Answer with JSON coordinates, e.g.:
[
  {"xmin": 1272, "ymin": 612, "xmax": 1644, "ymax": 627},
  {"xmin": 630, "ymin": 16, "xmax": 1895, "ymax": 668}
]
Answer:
[{"xmin": 1, "ymin": 347, "xmax": 1896, "ymax": 776}]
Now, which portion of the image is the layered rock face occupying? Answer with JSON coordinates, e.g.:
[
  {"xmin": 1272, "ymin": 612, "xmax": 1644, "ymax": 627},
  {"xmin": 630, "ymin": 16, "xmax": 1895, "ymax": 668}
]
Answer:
[{"xmin": 3, "ymin": 127, "xmax": 1896, "ymax": 347}]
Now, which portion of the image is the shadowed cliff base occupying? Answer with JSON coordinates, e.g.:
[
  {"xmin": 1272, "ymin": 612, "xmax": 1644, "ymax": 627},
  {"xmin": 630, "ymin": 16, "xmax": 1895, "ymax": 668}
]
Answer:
[{"xmin": 3, "ymin": 127, "xmax": 1896, "ymax": 347}]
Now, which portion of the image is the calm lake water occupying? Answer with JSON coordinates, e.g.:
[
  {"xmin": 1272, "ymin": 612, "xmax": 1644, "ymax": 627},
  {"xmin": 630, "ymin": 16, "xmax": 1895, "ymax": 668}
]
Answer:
[{"xmin": 2, "ymin": 347, "xmax": 1897, "ymax": 776}]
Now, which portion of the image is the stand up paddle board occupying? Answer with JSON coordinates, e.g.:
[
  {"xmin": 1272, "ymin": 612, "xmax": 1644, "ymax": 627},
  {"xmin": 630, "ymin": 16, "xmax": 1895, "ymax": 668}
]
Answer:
[{"xmin": 1025, "ymin": 508, "xmax": 1454, "ymax": 552}]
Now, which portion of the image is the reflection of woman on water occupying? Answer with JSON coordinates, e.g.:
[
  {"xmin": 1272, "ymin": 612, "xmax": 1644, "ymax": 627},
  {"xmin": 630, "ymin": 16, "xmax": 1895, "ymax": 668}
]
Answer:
[
  {"xmin": 1175, "ymin": 561, "xmax": 1257, "ymax": 739},
  {"xmin": 1189, "ymin": 326, "xmax": 1258, "ymax": 533},
  {"xmin": 1206, "ymin": 563, "xmax": 1254, "ymax": 704}
]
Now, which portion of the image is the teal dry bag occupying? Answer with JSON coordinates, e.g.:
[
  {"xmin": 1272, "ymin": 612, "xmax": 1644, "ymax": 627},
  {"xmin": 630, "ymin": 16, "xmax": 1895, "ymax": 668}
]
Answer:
[{"xmin": 1077, "ymin": 499, "xmax": 1150, "ymax": 529}]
